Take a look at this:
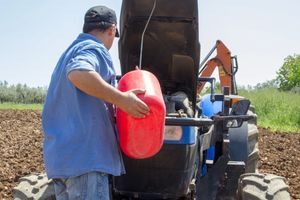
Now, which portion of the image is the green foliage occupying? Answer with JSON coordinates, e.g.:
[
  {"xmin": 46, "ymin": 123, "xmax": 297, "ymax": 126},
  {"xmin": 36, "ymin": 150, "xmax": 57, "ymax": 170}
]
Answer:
[
  {"xmin": 276, "ymin": 54, "xmax": 300, "ymax": 91},
  {"xmin": 0, "ymin": 102, "xmax": 43, "ymax": 110},
  {"xmin": 202, "ymin": 81, "xmax": 221, "ymax": 94},
  {"xmin": 0, "ymin": 81, "xmax": 47, "ymax": 104},
  {"xmin": 240, "ymin": 88, "xmax": 300, "ymax": 133}
]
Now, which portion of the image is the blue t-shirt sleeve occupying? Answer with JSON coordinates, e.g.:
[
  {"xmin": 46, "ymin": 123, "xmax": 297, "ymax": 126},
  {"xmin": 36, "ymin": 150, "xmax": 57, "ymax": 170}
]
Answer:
[{"xmin": 66, "ymin": 49, "xmax": 98, "ymax": 75}]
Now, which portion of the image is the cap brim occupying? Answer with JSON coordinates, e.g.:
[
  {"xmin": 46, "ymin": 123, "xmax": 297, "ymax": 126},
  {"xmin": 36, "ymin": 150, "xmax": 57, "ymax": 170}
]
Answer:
[{"xmin": 115, "ymin": 28, "xmax": 120, "ymax": 38}]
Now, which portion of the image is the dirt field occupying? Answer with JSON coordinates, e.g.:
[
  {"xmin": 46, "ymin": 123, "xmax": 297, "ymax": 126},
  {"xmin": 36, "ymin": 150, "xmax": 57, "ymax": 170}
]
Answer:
[{"xmin": 0, "ymin": 110, "xmax": 299, "ymax": 199}]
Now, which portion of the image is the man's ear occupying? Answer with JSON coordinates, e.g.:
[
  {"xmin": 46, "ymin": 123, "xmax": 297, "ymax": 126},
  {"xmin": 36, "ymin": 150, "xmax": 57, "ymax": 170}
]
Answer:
[{"xmin": 108, "ymin": 26, "xmax": 115, "ymax": 37}]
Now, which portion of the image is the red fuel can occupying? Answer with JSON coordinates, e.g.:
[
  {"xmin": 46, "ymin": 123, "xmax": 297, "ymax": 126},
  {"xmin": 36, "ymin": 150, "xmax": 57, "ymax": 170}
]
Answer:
[{"xmin": 116, "ymin": 69, "xmax": 166, "ymax": 159}]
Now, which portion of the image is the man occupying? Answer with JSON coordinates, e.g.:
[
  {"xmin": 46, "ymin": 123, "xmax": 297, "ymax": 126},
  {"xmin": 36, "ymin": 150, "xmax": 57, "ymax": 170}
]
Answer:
[{"xmin": 42, "ymin": 5, "xmax": 149, "ymax": 200}]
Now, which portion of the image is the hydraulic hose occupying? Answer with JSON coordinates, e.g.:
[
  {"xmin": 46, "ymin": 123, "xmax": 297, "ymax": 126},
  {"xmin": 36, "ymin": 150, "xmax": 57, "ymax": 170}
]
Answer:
[{"xmin": 139, "ymin": 0, "xmax": 157, "ymax": 69}]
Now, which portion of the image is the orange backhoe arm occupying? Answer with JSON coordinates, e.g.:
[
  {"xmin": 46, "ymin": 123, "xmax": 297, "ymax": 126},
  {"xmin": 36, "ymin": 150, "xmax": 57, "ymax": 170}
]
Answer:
[{"xmin": 197, "ymin": 40, "xmax": 236, "ymax": 94}]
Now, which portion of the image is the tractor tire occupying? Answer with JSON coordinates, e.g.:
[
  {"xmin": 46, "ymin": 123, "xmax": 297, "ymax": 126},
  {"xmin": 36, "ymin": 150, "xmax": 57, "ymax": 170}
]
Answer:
[
  {"xmin": 229, "ymin": 109, "xmax": 259, "ymax": 173},
  {"xmin": 13, "ymin": 173, "xmax": 55, "ymax": 200},
  {"xmin": 245, "ymin": 110, "xmax": 259, "ymax": 173},
  {"xmin": 237, "ymin": 173, "xmax": 290, "ymax": 200}
]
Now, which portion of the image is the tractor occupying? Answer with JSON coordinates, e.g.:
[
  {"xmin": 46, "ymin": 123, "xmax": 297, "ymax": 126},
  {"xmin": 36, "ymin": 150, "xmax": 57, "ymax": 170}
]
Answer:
[{"xmin": 14, "ymin": 0, "xmax": 290, "ymax": 199}]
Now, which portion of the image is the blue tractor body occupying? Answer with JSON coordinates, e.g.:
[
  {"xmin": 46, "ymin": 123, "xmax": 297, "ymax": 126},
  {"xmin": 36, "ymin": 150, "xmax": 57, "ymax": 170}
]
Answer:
[{"xmin": 113, "ymin": 0, "xmax": 255, "ymax": 199}]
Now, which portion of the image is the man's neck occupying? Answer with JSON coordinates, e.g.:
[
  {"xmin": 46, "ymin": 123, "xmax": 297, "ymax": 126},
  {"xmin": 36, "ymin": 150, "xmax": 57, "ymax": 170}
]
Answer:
[{"xmin": 89, "ymin": 30, "xmax": 109, "ymax": 49}]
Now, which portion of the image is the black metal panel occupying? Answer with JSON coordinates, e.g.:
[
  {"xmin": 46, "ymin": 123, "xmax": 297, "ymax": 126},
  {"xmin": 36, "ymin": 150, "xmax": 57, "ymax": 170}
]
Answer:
[
  {"xmin": 215, "ymin": 161, "xmax": 245, "ymax": 200},
  {"xmin": 113, "ymin": 143, "xmax": 198, "ymax": 199},
  {"xmin": 229, "ymin": 122, "xmax": 249, "ymax": 162},
  {"xmin": 165, "ymin": 117, "xmax": 213, "ymax": 126},
  {"xmin": 119, "ymin": 0, "xmax": 200, "ymax": 108}
]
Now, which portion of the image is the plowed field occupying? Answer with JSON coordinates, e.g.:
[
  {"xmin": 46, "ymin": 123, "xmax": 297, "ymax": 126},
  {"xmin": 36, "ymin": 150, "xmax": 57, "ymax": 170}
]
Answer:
[{"xmin": 0, "ymin": 110, "xmax": 299, "ymax": 199}]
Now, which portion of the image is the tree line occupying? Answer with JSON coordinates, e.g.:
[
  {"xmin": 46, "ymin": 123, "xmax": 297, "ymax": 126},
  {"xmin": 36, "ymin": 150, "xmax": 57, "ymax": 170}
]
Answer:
[
  {"xmin": 0, "ymin": 54, "xmax": 299, "ymax": 104},
  {"xmin": 0, "ymin": 81, "xmax": 47, "ymax": 104},
  {"xmin": 251, "ymin": 54, "xmax": 300, "ymax": 93}
]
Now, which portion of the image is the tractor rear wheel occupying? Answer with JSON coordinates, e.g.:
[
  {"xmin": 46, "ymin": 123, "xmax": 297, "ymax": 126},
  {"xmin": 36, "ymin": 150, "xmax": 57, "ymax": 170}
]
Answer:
[
  {"xmin": 237, "ymin": 173, "xmax": 290, "ymax": 200},
  {"xmin": 236, "ymin": 110, "xmax": 291, "ymax": 200}
]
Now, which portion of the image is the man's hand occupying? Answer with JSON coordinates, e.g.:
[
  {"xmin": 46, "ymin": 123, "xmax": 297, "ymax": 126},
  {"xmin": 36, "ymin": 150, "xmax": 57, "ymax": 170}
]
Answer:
[
  {"xmin": 68, "ymin": 70, "xmax": 149, "ymax": 118},
  {"xmin": 118, "ymin": 89, "xmax": 149, "ymax": 118}
]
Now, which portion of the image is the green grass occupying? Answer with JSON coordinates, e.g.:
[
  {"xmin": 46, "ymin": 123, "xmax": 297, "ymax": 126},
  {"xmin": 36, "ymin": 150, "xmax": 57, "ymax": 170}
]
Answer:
[
  {"xmin": 1, "ymin": 89, "xmax": 300, "ymax": 133},
  {"xmin": 0, "ymin": 102, "xmax": 43, "ymax": 110},
  {"xmin": 240, "ymin": 88, "xmax": 300, "ymax": 133}
]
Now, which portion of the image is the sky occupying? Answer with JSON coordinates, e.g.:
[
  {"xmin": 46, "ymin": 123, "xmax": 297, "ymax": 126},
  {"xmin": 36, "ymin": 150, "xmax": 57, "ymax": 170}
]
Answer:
[{"xmin": 0, "ymin": 0, "xmax": 299, "ymax": 87}]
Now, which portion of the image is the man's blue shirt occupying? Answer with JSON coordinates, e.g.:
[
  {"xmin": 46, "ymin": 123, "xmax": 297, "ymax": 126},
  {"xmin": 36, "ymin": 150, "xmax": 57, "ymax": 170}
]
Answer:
[{"xmin": 42, "ymin": 33, "xmax": 125, "ymax": 179}]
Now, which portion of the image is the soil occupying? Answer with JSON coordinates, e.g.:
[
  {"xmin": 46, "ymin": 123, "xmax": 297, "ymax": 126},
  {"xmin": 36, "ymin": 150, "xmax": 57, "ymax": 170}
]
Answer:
[{"xmin": 0, "ymin": 110, "xmax": 299, "ymax": 200}]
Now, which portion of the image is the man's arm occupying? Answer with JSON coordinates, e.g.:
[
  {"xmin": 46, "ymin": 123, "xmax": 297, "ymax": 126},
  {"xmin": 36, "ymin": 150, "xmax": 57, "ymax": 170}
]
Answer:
[{"xmin": 68, "ymin": 70, "xmax": 149, "ymax": 118}]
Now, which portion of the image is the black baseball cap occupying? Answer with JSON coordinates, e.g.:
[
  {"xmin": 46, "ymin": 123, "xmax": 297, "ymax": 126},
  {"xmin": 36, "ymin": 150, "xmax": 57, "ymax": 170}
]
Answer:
[{"xmin": 83, "ymin": 6, "xmax": 119, "ymax": 37}]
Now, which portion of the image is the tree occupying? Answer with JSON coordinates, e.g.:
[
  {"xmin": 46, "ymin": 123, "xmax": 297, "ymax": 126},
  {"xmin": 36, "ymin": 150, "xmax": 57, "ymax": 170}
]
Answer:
[
  {"xmin": 0, "ymin": 81, "xmax": 47, "ymax": 104},
  {"xmin": 276, "ymin": 54, "xmax": 300, "ymax": 91}
]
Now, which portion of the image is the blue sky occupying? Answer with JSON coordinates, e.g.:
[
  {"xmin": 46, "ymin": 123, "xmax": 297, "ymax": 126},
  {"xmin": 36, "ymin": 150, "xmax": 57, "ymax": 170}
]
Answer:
[{"xmin": 0, "ymin": 0, "xmax": 299, "ymax": 87}]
